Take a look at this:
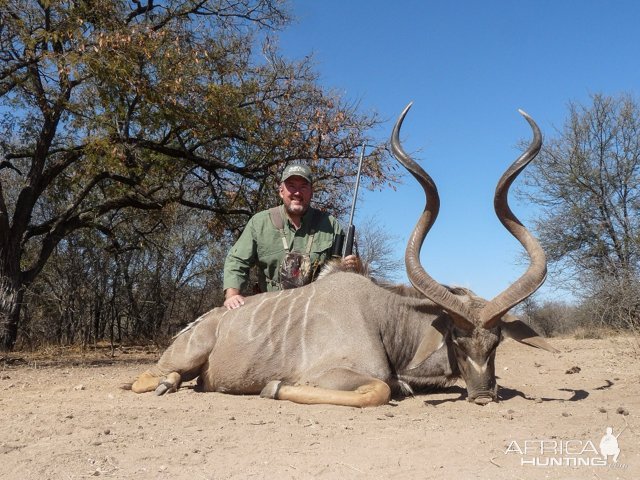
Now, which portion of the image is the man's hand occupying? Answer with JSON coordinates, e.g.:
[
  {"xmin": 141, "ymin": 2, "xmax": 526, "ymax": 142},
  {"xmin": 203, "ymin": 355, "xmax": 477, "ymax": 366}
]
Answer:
[
  {"xmin": 341, "ymin": 254, "xmax": 362, "ymax": 272},
  {"xmin": 224, "ymin": 288, "xmax": 245, "ymax": 310}
]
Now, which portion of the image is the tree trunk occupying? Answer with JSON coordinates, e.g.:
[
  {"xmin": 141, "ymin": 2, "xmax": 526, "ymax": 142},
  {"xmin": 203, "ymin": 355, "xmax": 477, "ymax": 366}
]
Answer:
[{"xmin": 0, "ymin": 277, "xmax": 24, "ymax": 352}]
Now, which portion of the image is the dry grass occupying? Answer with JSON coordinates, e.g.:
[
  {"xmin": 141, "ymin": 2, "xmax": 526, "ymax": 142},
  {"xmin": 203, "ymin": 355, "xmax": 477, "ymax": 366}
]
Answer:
[{"xmin": 0, "ymin": 343, "xmax": 160, "ymax": 369}]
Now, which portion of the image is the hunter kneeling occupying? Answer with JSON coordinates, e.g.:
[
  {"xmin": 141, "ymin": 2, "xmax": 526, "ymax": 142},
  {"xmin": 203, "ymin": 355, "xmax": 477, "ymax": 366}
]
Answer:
[{"xmin": 223, "ymin": 162, "xmax": 361, "ymax": 310}]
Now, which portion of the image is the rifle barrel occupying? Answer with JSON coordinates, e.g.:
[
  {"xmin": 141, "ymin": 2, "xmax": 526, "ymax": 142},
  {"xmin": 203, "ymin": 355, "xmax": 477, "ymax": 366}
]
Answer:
[
  {"xmin": 347, "ymin": 143, "xmax": 366, "ymax": 228},
  {"xmin": 343, "ymin": 143, "xmax": 366, "ymax": 257}
]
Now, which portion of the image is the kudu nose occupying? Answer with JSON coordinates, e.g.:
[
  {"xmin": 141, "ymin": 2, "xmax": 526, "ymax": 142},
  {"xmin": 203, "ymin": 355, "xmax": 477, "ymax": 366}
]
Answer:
[{"xmin": 473, "ymin": 396, "xmax": 494, "ymax": 405}]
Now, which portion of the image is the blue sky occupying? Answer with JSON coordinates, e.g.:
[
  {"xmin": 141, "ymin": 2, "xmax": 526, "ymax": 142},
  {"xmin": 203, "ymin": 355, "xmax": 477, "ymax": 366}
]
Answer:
[{"xmin": 278, "ymin": 1, "xmax": 640, "ymax": 302}]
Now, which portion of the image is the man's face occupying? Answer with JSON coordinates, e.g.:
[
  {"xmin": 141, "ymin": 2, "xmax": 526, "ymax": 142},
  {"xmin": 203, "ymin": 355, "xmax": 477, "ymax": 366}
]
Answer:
[{"xmin": 279, "ymin": 176, "xmax": 312, "ymax": 217}]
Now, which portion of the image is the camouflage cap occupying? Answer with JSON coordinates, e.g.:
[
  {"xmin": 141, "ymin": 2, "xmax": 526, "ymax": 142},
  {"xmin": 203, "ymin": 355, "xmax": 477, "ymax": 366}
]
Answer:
[{"xmin": 281, "ymin": 163, "xmax": 312, "ymax": 184}]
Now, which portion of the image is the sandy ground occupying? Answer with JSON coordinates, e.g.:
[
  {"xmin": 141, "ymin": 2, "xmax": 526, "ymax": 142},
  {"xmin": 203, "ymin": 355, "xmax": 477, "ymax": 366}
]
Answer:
[{"xmin": 1, "ymin": 336, "xmax": 638, "ymax": 480}]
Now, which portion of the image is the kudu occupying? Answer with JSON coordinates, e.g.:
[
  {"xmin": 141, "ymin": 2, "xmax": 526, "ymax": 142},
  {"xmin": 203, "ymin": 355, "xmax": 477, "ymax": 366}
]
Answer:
[{"xmin": 128, "ymin": 104, "xmax": 557, "ymax": 406}]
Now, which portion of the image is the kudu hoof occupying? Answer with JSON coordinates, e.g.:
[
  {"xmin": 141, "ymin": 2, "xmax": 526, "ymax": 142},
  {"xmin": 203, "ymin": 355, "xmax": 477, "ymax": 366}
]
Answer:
[
  {"xmin": 260, "ymin": 380, "xmax": 282, "ymax": 399},
  {"xmin": 155, "ymin": 380, "xmax": 177, "ymax": 396}
]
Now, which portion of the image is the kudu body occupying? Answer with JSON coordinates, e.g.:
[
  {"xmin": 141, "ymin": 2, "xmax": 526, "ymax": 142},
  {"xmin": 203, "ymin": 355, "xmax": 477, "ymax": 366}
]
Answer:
[{"xmin": 129, "ymin": 105, "xmax": 557, "ymax": 406}]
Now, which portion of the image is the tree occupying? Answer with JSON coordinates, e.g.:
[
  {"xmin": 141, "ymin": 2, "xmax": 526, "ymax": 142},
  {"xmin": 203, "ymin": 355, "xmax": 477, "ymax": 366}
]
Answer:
[
  {"xmin": 522, "ymin": 93, "xmax": 640, "ymax": 327},
  {"xmin": 352, "ymin": 216, "xmax": 403, "ymax": 282},
  {"xmin": 21, "ymin": 204, "xmax": 226, "ymax": 348},
  {"xmin": 516, "ymin": 296, "xmax": 578, "ymax": 337},
  {"xmin": 0, "ymin": 0, "xmax": 393, "ymax": 350}
]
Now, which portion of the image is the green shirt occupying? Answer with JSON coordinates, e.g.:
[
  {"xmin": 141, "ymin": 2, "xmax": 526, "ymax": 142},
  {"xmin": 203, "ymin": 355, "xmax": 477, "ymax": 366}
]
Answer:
[{"xmin": 223, "ymin": 206, "xmax": 344, "ymax": 293}]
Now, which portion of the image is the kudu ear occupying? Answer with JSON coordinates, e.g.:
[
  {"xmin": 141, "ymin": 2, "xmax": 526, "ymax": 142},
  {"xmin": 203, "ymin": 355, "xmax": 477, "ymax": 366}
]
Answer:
[
  {"xmin": 501, "ymin": 316, "xmax": 559, "ymax": 353},
  {"xmin": 406, "ymin": 317, "xmax": 448, "ymax": 370}
]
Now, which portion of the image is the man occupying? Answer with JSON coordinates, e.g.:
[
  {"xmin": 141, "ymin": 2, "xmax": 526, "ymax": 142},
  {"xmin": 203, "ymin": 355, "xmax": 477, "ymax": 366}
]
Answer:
[{"xmin": 223, "ymin": 162, "xmax": 360, "ymax": 309}]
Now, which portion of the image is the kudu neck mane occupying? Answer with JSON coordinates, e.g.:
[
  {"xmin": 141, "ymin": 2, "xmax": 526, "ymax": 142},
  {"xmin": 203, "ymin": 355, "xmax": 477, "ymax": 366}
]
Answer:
[{"xmin": 317, "ymin": 260, "xmax": 482, "ymax": 314}]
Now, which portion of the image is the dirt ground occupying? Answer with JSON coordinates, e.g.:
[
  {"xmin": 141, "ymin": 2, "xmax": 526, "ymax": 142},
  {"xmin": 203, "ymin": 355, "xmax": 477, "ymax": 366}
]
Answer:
[{"xmin": 1, "ymin": 336, "xmax": 638, "ymax": 480}]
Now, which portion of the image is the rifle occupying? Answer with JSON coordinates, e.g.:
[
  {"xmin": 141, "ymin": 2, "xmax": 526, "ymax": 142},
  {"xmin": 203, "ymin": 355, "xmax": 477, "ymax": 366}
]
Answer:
[{"xmin": 332, "ymin": 143, "xmax": 366, "ymax": 257}]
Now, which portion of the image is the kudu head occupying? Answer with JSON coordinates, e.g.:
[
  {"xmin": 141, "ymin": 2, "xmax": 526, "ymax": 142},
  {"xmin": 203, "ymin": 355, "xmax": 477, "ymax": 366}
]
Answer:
[{"xmin": 391, "ymin": 103, "xmax": 557, "ymax": 405}]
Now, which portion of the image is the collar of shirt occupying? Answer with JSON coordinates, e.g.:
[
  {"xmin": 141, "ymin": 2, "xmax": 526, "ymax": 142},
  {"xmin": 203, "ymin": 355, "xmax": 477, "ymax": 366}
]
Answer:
[{"xmin": 284, "ymin": 206, "xmax": 314, "ymax": 232}]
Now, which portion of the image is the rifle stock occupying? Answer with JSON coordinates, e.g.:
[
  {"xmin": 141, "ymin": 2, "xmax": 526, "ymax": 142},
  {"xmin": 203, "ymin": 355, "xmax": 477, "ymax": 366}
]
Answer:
[{"xmin": 332, "ymin": 232, "xmax": 345, "ymax": 258}]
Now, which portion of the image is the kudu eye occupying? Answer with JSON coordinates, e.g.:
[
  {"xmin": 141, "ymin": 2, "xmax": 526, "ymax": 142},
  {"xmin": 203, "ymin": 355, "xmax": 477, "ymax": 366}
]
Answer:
[{"xmin": 450, "ymin": 329, "xmax": 465, "ymax": 349}]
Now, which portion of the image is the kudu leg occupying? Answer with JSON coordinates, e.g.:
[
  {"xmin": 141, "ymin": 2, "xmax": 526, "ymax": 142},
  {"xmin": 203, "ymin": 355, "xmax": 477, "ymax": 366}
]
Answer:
[
  {"xmin": 261, "ymin": 369, "xmax": 391, "ymax": 407},
  {"xmin": 130, "ymin": 316, "xmax": 217, "ymax": 394},
  {"xmin": 131, "ymin": 371, "xmax": 182, "ymax": 395}
]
